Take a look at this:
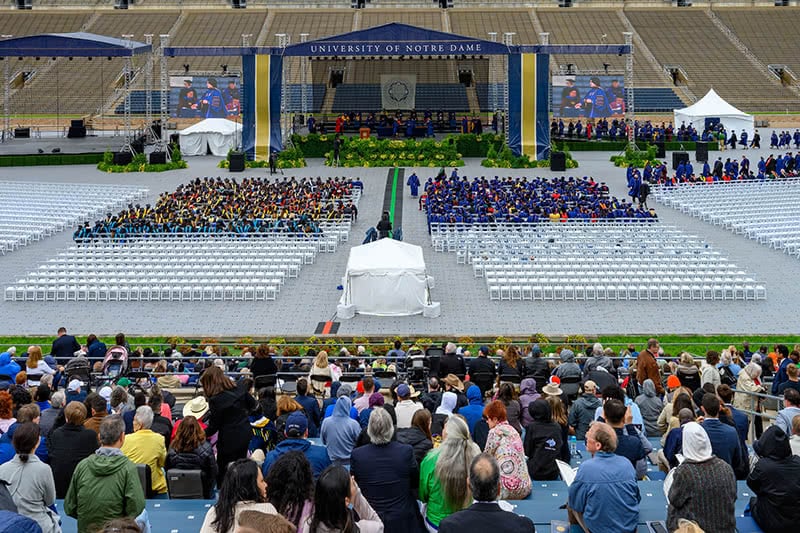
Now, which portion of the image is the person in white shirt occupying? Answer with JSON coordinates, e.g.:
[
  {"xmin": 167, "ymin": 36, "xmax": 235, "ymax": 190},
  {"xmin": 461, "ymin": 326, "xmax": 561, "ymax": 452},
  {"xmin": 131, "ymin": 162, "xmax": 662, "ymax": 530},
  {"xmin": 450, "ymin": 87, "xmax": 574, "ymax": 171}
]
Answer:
[
  {"xmin": 394, "ymin": 383, "xmax": 422, "ymax": 428},
  {"xmin": 25, "ymin": 346, "xmax": 56, "ymax": 387}
]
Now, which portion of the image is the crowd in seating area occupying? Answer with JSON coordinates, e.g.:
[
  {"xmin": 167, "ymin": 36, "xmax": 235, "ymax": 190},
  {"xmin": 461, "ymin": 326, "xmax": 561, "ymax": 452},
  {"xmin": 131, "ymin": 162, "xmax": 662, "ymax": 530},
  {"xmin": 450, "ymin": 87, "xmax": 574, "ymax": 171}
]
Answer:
[
  {"xmin": 72, "ymin": 177, "xmax": 362, "ymax": 242},
  {"xmin": 423, "ymin": 170, "xmax": 656, "ymax": 224},
  {"xmin": 308, "ymin": 111, "xmax": 488, "ymax": 137},
  {"xmin": 2, "ymin": 332, "xmax": 800, "ymax": 532},
  {"xmin": 549, "ymin": 119, "xmax": 720, "ymax": 144},
  {"xmin": 636, "ymin": 151, "xmax": 800, "ymax": 186}
]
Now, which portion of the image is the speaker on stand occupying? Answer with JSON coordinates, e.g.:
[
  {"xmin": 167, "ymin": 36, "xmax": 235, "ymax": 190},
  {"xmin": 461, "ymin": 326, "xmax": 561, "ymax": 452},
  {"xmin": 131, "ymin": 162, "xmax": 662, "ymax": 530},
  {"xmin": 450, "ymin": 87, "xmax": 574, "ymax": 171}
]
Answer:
[
  {"xmin": 228, "ymin": 151, "xmax": 245, "ymax": 172},
  {"xmin": 550, "ymin": 151, "xmax": 567, "ymax": 172}
]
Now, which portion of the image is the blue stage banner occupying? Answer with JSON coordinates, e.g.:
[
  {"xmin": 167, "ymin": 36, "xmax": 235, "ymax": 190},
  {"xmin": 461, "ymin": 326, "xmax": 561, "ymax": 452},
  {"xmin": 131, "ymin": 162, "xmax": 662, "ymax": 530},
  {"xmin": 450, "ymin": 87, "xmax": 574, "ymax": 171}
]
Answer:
[
  {"xmin": 536, "ymin": 54, "xmax": 551, "ymax": 160},
  {"xmin": 507, "ymin": 54, "xmax": 522, "ymax": 158},
  {"xmin": 242, "ymin": 55, "xmax": 256, "ymax": 160}
]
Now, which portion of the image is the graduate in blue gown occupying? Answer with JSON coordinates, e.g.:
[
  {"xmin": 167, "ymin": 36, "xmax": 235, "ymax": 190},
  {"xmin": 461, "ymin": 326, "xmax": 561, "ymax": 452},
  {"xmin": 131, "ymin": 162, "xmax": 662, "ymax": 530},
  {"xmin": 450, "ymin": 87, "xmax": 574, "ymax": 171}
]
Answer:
[
  {"xmin": 407, "ymin": 172, "xmax": 420, "ymax": 197},
  {"xmin": 200, "ymin": 78, "xmax": 226, "ymax": 118},
  {"xmin": 582, "ymin": 77, "xmax": 612, "ymax": 118}
]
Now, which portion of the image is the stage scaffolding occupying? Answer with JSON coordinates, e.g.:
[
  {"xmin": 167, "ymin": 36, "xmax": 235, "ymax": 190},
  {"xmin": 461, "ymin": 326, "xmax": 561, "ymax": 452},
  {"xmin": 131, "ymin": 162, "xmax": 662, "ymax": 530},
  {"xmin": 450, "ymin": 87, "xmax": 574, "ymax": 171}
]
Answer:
[{"xmin": 0, "ymin": 32, "xmax": 152, "ymax": 149}]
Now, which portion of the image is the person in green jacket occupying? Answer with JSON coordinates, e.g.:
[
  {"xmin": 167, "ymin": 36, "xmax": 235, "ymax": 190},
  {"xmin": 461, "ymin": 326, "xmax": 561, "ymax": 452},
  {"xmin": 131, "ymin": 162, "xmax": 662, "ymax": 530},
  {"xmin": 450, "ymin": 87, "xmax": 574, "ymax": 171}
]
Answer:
[
  {"xmin": 65, "ymin": 415, "xmax": 147, "ymax": 533},
  {"xmin": 419, "ymin": 415, "xmax": 480, "ymax": 530}
]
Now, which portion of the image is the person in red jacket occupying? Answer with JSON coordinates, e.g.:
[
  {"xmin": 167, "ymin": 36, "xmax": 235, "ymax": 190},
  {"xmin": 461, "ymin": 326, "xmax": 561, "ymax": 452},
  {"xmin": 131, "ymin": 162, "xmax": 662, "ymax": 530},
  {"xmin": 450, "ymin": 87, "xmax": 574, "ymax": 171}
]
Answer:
[{"xmin": 636, "ymin": 338, "xmax": 664, "ymax": 396}]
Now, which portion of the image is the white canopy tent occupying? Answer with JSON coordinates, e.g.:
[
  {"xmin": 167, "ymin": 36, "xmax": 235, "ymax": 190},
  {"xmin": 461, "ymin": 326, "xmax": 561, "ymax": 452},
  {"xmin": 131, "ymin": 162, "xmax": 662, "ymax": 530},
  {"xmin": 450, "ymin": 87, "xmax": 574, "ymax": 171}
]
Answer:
[
  {"xmin": 337, "ymin": 238, "xmax": 438, "ymax": 318},
  {"xmin": 178, "ymin": 118, "xmax": 242, "ymax": 156},
  {"xmin": 674, "ymin": 89, "xmax": 754, "ymax": 139}
]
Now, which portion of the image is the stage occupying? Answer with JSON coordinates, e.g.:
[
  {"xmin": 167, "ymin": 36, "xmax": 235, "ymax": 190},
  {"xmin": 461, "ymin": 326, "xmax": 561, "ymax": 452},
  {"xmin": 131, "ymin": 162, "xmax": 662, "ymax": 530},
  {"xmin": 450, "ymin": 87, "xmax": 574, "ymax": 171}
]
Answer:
[{"xmin": 0, "ymin": 135, "xmax": 127, "ymax": 156}]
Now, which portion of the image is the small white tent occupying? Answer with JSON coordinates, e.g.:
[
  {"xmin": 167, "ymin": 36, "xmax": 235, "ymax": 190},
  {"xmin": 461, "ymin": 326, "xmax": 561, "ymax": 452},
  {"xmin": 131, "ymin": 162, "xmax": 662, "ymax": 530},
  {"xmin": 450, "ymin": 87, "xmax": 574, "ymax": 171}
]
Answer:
[
  {"xmin": 338, "ymin": 239, "xmax": 437, "ymax": 317},
  {"xmin": 674, "ymin": 89, "xmax": 754, "ymax": 139},
  {"xmin": 179, "ymin": 118, "xmax": 242, "ymax": 156}
]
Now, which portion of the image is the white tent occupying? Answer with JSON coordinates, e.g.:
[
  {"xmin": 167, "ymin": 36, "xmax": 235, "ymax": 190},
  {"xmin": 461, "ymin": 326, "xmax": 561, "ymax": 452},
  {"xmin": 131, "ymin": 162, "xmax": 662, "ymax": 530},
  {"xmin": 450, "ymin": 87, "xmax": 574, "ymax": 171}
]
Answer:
[
  {"xmin": 674, "ymin": 89, "xmax": 754, "ymax": 139},
  {"xmin": 178, "ymin": 118, "xmax": 242, "ymax": 156},
  {"xmin": 338, "ymin": 239, "xmax": 437, "ymax": 317}
]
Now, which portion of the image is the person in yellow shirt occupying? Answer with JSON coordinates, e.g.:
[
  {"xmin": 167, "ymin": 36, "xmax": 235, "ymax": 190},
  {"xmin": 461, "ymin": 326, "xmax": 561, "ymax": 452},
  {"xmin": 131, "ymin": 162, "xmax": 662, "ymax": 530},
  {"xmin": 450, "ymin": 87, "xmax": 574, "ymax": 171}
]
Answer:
[{"xmin": 121, "ymin": 405, "xmax": 167, "ymax": 496}]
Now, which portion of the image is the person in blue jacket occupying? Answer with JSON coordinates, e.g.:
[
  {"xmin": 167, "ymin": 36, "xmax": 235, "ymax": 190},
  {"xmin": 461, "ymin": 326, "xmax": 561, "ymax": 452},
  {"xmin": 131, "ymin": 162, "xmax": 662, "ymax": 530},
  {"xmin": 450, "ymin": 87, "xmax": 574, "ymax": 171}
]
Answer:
[
  {"xmin": 0, "ymin": 348, "xmax": 21, "ymax": 383},
  {"xmin": 262, "ymin": 412, "xmax": 331, "ymax": 479}
]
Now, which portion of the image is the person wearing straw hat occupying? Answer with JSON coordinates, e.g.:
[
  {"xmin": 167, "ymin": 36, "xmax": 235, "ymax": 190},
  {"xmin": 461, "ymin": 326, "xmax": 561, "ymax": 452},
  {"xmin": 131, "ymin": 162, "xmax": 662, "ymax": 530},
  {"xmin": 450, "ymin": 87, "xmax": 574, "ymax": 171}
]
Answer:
[
  {"xmin": 170, "ymin": 396, "xmax": 210, "ymax": 440},
  {"xmin": 442, "ymin": 374, "xmax": 468, "ymax": 411}
]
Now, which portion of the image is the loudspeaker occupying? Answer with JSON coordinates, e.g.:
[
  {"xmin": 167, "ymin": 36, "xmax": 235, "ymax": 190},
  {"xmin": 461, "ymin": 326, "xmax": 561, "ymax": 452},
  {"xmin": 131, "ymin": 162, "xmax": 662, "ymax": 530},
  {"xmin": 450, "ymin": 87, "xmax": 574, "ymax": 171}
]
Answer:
[
  {"xmin": 169, "ymin": 133, "xmax": 180, "ymax": 146},
  {"xmin": 695, "ymin": 141, "xmax": 708, "ymax": 163},
  {"xmin": 113, "ymin": 151, "xmax": 133, "ymax": 165},
  {"xmin": 14, "ymin": 127, "xmax": 30, "ymax": 138},
  {"xmin": 71, "ymin": 119, "xmax": 84, "ymax": 128},
  {"xmin": 149, "ymin": 151, "xmax": 167, "ymax": 165},
  {"xmin": 550, "ymin": 151, "xmax": 567, "ymax": 172},
  {"xmin": 655, "ymin": 141, "xmax": 666, "ymax": 158},
  {"xmin": 672, "ymin": 151, "xmax": 690, "ymax": 170},
  {"xmin": 228, "ymin": 151, "xmax": 245, "ymax": 172},
  {"xmin": 67, "ymin": 126, "xmax": 86, "ymax": 138}
]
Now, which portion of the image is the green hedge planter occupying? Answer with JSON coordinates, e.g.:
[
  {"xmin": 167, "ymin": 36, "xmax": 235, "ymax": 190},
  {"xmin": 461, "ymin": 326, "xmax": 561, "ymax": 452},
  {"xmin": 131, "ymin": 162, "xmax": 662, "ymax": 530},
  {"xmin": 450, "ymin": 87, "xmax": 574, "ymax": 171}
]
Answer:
[{"xmin": 0, "ymin": 153, "xmax": 105, "ymax": 167}]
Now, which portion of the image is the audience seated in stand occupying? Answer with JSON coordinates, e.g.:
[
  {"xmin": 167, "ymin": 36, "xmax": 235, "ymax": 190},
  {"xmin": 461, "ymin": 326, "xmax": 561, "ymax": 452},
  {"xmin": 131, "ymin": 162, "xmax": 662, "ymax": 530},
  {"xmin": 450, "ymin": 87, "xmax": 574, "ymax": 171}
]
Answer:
[
  {"xmin": 666, "ymin": 421, "xmax": 737, "ymax": 533},
  {"xmin": 47, "ymin": 401, "xmax": 99, "ymax": 499},
  {"xmin": 121, "ymin": 406, "xmax": 167, "ymax": 497},
  {"xmin": 200, "ymin": 458, "xmax": 275, "ymax": 533},
  {"xmin": 262, "ymin": 412, "xmax": 330, "ymax": 480},
  {"xmin": 351, "ymin": 407, "xmax": 425, "ymax": 533},
  {"xmin": 747, "ymin": 425, "xmax": 800, "ymax": 533},
  {"xmin": 420, "ymin": 415, "xmax": 480, "ymax": 529},
  {"xmin": 10, "ymin": 335, "xmax": 800, "ymax": 532},
  {"xmin": 74, "ymin": 177, "xmax": 357, "ymax": 241},
  {"xmin": 165, "ymin": 415, "xmax": 218, "ymax": 499},
  {"xmin": 65, "ymin": 415, "xmax": 147, "ymax": 533},
  {"xmin": 439, "ymin": 453, "xmax": 535, "ymax": 532},
  {"xmin": 0, "ymin": 422, "xmax": 59, "ymax": 533},
  {"xmin": 264, "ymin": 451, "xmax": 314, "ymax": 531},
  {"xmin": 568, "ymin": 421, "xmax": 640, "ymax": 532}
]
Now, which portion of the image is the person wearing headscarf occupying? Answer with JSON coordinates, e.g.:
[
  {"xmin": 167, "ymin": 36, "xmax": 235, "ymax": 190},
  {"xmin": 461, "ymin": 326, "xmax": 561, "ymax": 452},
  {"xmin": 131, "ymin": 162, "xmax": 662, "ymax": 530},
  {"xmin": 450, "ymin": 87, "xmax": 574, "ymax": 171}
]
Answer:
[
  {"xmin": 666, "ymin": 422, "xmax": 736, "ymax": 532},
  {"xmin": 518, "ymin": 379, "xmax": 541, "ymax": 428},
  {"xmin": 747, "ymin": 425, "xmax": 800, "ymax": 532},
  {"xmin": 431, "ymin": 391, "xmax": 457, "ymax": 437}
]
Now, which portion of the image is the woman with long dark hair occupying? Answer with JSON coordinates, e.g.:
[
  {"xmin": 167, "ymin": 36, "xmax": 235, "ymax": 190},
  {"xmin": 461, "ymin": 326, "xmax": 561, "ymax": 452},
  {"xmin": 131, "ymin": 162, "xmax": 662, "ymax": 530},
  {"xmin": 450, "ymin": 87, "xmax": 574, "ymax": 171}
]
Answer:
[
  {"xmin": 303, "ymin": 465, "xmax": 382, "ymax": 533},
  {"xmin": 201, "ymin": 366, "xmax": 257, "ymax": 486},
  {"xmin": 166, "ymin": 415, "xmax": 218, "ymax": 498},
  {"xmin": 200, "ymin": 458, "xmax": 275, "ymax": 533},
  {"xmin": 266, "ymin": 451, "xmax": 314, "ymax": 529},
  {"xmin": 0, "ymin": 422, "xmax": 60, "ymax": 533}
]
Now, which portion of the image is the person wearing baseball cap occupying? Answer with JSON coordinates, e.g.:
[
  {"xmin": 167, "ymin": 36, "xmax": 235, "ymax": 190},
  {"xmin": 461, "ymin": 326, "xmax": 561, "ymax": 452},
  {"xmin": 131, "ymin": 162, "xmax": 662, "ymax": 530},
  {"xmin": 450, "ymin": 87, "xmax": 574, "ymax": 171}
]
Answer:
[
  {"xmin": 568, "ymin": 380, "xmax": 602, "ymax": 440},
  {"xmin": 395, "ymin": 383, "xmax": 423, "ymax": 429},
  {"xmin": 66, "ymin": 379, "xmax": 87, "ymax": 404},
  {"xmin": 261, "ymin": 411, "xmax": 331, "ymax": 479}
]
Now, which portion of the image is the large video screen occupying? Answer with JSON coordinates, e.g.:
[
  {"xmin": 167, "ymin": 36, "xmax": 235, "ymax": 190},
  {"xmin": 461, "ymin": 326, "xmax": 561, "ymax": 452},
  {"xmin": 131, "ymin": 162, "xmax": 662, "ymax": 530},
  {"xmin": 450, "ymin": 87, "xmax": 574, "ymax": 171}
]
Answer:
[
  {"xmin": 170, "ymin": 76, "xmax": 241, "ymax": 118},
  {"xmin": 552, "ymin": 75, "xmax": 625, "ymax": 119}
]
